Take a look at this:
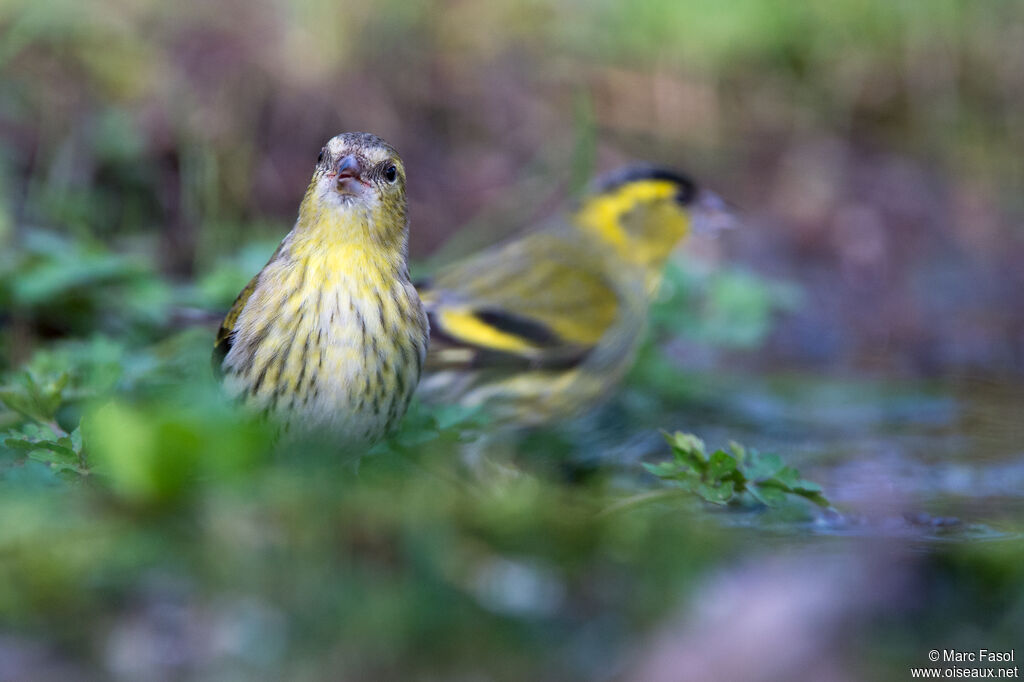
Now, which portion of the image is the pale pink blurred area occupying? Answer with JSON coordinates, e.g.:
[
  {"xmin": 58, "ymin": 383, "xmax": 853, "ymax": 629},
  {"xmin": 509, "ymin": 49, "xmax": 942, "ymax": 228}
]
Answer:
[{"xmin": 621, "ymin": 547, "xmax": 913, "ymax": 682}]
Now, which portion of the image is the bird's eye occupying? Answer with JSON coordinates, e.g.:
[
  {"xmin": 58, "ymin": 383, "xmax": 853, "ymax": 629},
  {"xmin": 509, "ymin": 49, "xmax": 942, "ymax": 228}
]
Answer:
[
  {"xmin": 317, "ymin": 149, "xmax": 325, "ymax": 165},
  {"xmin": 383, "ymin": 164, "xmax": 398, "ymax": 183}
]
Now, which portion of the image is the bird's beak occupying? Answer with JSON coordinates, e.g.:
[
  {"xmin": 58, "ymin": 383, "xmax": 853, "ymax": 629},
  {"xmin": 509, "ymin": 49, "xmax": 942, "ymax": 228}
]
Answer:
[
  {"xmin": 335, "ymin": 155, "xmax": 364, "ymax": 191},
  {"xmin": 690, "ymin": 188, "xmax": 737, "ymax": 234}
]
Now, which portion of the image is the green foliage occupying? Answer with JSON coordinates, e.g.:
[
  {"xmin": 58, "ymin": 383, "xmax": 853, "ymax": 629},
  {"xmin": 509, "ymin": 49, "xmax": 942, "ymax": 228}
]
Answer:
[
  {"xmin": 0, "ymin": 368, "xmax": 69, "ymax": 425},
  {"xmin": 645, "ymin": 431, "xmax": 831, "ymax": 509},
  {"xmin": 650, "ymin": 259, "xmax": 801, "ymax": 350},
  {"xmin": 0, "ymin": 363, "xmax": 85, "ymax": 479},
  {"xmin": 0, "ymin": 229, "xmax": 172, "ymax": 342},
  {"xmin": 3, "ymin": 422, "xmax": 86, "ymax": 476},
  {"xmin": 0, "ymin": 321, "xmax": 735, "ymax": 678},
  {"xmin": 0, "ymin": 326, "xmax": 273, "ymax": 506},
  {"xmin": 194, "ymin": 239, "xmax": 281, "ymax": 309},
  {"xmin": 0, "ymin": 1, "xmax": 1020, "ymax": 676},
  {"xmin": 83, "ymin": 399, "xmax": 273, "ymax": 507}
]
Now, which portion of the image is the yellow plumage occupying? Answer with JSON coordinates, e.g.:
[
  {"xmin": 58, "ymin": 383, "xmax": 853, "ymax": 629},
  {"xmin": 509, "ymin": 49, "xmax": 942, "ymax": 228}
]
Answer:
[
  {"xmin": 214, "ymin": 132, "xmax": 428, "ymax": 444},
  {"xmin": 418, "ymin": 166, "xmax": 725, "ymax": 424}
]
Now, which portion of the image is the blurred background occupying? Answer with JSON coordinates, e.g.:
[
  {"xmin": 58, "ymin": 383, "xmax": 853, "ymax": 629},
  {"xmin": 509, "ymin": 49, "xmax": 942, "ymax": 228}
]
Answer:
[
  {"xmin": 1, "ymin": 1, "xmax": 1023, "ymax": 680},
  {"xmin": 4, "ymin": 0, "xmax": 1023, "ymax": 374}
]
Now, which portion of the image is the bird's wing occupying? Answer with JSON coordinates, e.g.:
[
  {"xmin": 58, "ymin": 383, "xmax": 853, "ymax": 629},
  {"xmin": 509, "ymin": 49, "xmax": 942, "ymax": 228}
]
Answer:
[
  {"xmin": 212, "ymin": 272, "xmax": 261, "ymax": 377},
  {"xmin": 418, "ymin": 232, "xmax": 625, "ymax": 372},
  {"xmin": 212, "ymin": 242, "xmax": 289, "ymax": 377}
]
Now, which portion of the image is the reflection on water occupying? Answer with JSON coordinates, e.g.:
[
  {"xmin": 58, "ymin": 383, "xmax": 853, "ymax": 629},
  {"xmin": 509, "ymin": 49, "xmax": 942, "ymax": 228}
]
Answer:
[{"xmin": 542, "ymin": 368, "xmax": 1024, "ymax": 540}]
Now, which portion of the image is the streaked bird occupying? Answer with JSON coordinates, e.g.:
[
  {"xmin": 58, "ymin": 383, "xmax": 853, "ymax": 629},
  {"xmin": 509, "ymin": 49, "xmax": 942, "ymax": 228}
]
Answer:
[
  {"xmin": 214, "ymin": 132, "xmax": 428, "ymax": 444},
  {"xmin": 417, "ymin": 165, "xmax": 728, "ymax": 424}
]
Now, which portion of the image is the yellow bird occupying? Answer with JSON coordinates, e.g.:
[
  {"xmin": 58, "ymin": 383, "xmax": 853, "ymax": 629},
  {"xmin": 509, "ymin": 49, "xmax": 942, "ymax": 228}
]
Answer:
[
  {"xmin": 417, "ymin": 165, "xmax": 727, "ymax": 424},
  {"xmin": 214, "ymin": 132, "xmax": 428, "ymax": 444}
]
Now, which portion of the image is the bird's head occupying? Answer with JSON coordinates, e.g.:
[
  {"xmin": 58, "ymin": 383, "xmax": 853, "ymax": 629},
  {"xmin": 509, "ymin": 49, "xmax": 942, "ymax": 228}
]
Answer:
[
  {"xmin": 299, "ymin": 132, "xmax": 409, "ymax": 247},
  {"xmin": 573, "ymin": 165, "xmax": 730, "ymax": 271}
]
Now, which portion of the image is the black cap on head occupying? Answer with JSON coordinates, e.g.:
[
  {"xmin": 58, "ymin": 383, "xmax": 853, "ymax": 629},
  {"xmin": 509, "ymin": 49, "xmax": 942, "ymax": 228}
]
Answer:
[{"xmin": 593, "ymin": 164, "xmax": 698, "ymax": 206}]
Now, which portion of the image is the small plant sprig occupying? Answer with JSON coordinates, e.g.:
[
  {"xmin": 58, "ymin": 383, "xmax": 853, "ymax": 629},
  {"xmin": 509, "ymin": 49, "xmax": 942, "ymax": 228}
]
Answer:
[
  {"xmin": 0, "ymin": 371, "xmax": 89, "ymax": 475},
  {"xmin": 644, "ymin": 431, "xmax": 830, "ymax": 508},
  {"xmin": 3, "ymin": 422, "xmax": 88, "ymax": 476},
  {"xmin": 0, "ymin": 370, "xmax": 70, "ymax": 431}
]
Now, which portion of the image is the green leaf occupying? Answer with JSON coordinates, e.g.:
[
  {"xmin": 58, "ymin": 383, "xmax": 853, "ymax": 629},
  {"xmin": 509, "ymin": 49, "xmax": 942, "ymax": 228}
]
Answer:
[
  {"xmin": 745, "ymin": 452, "xmax": 783, "ymax": 480},
  {"xmin": 773, "ymin": 466, "xmax": 803, "ymax": 488},
  {"xmin": 727, "ymin": 440, "xmax": 747, "ymax": 465},
  {"xmin": 643, "ymin": 461, "xmax": 682, "ymax": 478},
  {"xmin": 3, "ymin": 418, "xmax": 87, "ymax": 474},
  {"xmin": 748, "ymin": 483, "xmax": 788, "ymax": 507},
  {"xmin": 796, "ymin": 491, "xmax": 831, "ymax": 508},
  {"xmin": 4, "ymin": 438, "xmax": 38, "ymax": 453},
  {"xmin": 0, "ymin": 371, "xmax": 69, "ymax": 423},
  {"xmin": 2, "ymin": 422, "xmax": 53, "ymax": 443},
  {"xmin": 0, "ymin": 388, "xmax": 48, "ymax": 423},
  {"xmin": 37, "ymin": 440, "xmax": 76, "ymax": 459},
  {"xmin": 696, "ymin": 480, "xmax": 735, "ymax": 505},
  {"xmin": 28, "ymin": 446, "xmax": 77, "ymax": 466},
  {"xmin": 666, "ymin": 431, "xmax": 707, "ymax": 461},
  {"xmin": 82, "ymin": 399, "xmax": 272, "ymax": 506},
  {"xmin": 707, "ymin": 450, "xmax": 738, "ymax": 481},
  {"xmin": 647, "ymin": 432, "xmax": 832, "ymax": 510},
  {"xmin": 792, "ymin": 479, "xmax": 822, "ymax": 494}
]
